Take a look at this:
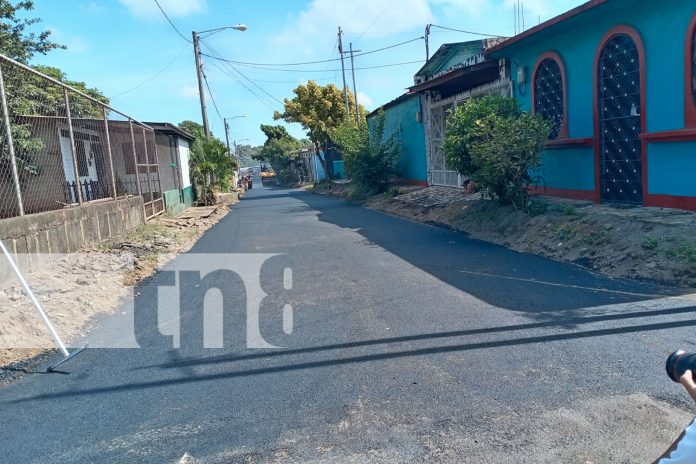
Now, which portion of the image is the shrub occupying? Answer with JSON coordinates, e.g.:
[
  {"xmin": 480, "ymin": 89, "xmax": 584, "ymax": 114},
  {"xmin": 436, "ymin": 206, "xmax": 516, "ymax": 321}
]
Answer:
[
  {"xmin": 332, "ymin": 111, "xmax": 402, "ymax": 195},
  {"xmin": 443, "ymin": 96, "xmax": 550, "ymax": 211}
]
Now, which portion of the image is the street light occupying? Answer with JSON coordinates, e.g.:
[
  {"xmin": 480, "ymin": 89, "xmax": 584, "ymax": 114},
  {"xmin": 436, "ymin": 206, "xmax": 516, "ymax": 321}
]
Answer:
[
  {"xmin": 224, "ymin": 115, "xmax": 247, "ymax": 154},
  {"xmin": 223, "ymin": 115, "xmax": 247, "ymax": 167},
  {"xmin": 192, "ymin": 24, "xmax": 247, "ymax": 138}
]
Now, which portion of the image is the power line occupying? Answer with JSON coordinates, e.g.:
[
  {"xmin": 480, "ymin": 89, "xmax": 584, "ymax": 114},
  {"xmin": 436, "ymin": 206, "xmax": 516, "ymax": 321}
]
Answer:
[
  {"xmin": 208, "ymin": 60, "xmax": 279, "ymax": 110},
  {"xmin": 202, "ymin": 72, "xmax": 223, "ymax": 130},
  {"xmin": 111, "ymin": 45, "xmax": 188, "ymax": 98},
  {"xmin": 429, "ymin": 24, "xmax": 509, "ymax": 38},
  {"xmin": 200, "ymin": 56, "xmax": 425, "ymax": 73},
  {"xmin": 152, "ymin": 0, "xmax": 192, "ymax": 43},
  {"xmin": 201, "ymin": 36, "xmax": 423, "ymax": 67},
  {"xmin": 200, "ymin": 39, "xmax": 284, "ymax": 107},
  {"xmin": 355, "ymin": 0, "xmax": 398, "ymax": 40}
]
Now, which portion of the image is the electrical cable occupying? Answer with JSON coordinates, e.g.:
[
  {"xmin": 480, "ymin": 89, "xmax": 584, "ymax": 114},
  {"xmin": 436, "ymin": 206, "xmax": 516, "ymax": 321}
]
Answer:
[
  {"xmin": 200, "ymin": 57, "xmax": 425, "ymax": 73},
  {"xmin": 152, "ymin": 0, "xmax": 192, "ymax": 43},
  {"xmin": 200, "ymin": 36, "xmax": 423, "ymax": 67},
  {"xmin": 111, "ymin": 45, "xmax": 189, "ymax": 98},
  {"xmin": 429, "ymin": 24, "xmax": 509, "ymax": 38},
  {"xmin": 202, "ymin": 71, "xmax": 224, "ymax": 131},
  {"xmin": 200, "ymin": 39, "xmax": 284, "ymax": 107},
  {"xmin": 355, "ymin": 0, "xmax": 398, "ymax": 40}
]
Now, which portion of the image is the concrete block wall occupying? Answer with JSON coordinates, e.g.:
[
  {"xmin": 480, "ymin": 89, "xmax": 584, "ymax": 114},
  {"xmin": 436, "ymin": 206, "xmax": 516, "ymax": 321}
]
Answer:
[{"xmin": 0, "ymin": 197, "xmax": 145, "ymax": 284}]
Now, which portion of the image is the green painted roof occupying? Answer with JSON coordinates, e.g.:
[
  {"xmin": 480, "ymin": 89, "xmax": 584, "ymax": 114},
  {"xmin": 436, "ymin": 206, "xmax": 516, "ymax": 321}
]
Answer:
[{"xmin": 415, "ymin": 40, "xmax": 487, "ymax": 79}]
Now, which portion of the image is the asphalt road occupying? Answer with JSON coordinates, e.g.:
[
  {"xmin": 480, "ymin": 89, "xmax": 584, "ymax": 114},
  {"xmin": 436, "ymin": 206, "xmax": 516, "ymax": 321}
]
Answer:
[{"xmin": 2, "ymin": 180, "xmax": 696, "ymax": 463}]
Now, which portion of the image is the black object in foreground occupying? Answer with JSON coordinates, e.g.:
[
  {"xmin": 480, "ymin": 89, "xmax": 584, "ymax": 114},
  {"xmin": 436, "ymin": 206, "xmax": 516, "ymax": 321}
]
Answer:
[{"xmin": 666, "ymin": 350, "xmax": 696, "ymax": 382}]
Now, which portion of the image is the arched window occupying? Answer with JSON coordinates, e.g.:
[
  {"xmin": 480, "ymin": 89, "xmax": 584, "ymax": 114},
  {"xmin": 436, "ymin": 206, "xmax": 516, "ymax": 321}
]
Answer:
[
  {"xmin": 533, "ymin": 54, "xmax": 567, "ymax": 139},
  {"xmin": 686, "ymin": 14, "xmax": 696, "ymax": 127}
]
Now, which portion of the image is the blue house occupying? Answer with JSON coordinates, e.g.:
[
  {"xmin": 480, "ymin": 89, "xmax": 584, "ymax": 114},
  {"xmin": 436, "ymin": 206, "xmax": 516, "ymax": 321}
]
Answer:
[
  {"xmin": 366, "ymin": 93, "xmax": 428, "ymax": 186},
  {"xmin": 366, "ymin": 39, "xmax": 509, "ymax": 187},
  {"xmin": 486, "ymin": 0, "xmax": 696, "ymax": 210}
]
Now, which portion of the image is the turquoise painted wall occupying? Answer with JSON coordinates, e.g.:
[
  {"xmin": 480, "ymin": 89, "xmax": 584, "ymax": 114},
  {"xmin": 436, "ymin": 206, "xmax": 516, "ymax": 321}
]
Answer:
[
  {"xmin": 534, "ymin": 148, "xmax": 595, "ymax": 191},
  {"xmin": 648, "ymin": 143, "xmax": 696, "ymax": 196},
  {"xmin": 368, "ymin": 94, "xmax": 427, "ymax": 183},
  {"xmin": 494, "ymin": 0, "xmax": 696, "ymax": 198}
]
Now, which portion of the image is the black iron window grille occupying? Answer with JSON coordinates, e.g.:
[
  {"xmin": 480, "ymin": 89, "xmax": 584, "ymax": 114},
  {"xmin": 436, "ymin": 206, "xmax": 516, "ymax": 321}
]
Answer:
[{"xmin": 534, "ymin": 58, "xmax": 564, "ymax": 139}]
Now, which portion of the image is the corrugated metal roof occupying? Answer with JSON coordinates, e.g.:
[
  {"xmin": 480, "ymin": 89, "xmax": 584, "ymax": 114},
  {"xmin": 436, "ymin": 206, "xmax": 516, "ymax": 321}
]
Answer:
[
  {"xmin": 415, "ymin": 40, "xmax": 487, "ymax": 79},
  {"xmin": 143, "ymin": 122, "xmax": 196, "ymax": 141}
]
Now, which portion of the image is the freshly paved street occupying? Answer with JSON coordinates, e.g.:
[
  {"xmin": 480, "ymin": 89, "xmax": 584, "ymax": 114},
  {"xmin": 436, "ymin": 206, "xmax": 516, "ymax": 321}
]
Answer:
[{"xmin": 2, "ymin": 180, "xmax": 696, "ymax": 463}]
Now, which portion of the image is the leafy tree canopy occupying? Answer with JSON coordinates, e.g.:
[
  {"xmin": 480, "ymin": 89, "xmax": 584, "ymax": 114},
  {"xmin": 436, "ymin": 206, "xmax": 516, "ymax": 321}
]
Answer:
[
  {"xmin": 0, "ymin": 0, "xmax": 63, "ymax": 63},
  {"xmin": 178, "ymin": 120, "xmax": 207, "ymax": 142},
  {"xmin": 273, "ymin": 81, "xmax": 365, "ymax": 148},
  {"xmin": 257, "ymin": 124, "xmax": 302, "ymax": 164}
]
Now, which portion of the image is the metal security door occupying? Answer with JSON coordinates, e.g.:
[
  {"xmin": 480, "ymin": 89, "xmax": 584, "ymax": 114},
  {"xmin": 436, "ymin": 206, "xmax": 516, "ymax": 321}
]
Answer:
[
  {"xmin": 429, "ymin": 102, "xmax": 460, "ymax": 187},
  {"xmin": 598, "ymin": 34, "xmax": 643, "ymax": 204}
]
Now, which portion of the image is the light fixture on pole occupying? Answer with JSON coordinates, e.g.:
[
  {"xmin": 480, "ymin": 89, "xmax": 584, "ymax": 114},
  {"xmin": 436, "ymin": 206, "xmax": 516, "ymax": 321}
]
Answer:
[
  {"xmin": 192, "ymin": 24, "xmax": 247, "ymax": 139},
  {"xmin": 224, "ymin": 115, "xmax": 247, "ymax": 160}
]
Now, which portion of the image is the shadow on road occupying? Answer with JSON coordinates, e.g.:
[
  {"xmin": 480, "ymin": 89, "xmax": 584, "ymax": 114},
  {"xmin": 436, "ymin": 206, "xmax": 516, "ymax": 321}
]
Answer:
[{"xmin": 9, "ymin": 303, "xmax": 696, "ymax": 402}]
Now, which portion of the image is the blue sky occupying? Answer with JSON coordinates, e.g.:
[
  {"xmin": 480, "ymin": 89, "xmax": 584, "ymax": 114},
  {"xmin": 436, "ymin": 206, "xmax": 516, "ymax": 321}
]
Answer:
[{"xmin": 29, "ymin": 0, "xmax": 584, "ymax": 146}]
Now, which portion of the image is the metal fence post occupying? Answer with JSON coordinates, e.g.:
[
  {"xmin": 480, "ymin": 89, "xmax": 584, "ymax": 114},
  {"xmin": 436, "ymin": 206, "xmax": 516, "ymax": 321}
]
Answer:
[
  {"xmin": 63, "ymin": 88, "xmax": 83, "ymax": 205},
  {"xmin": 102, "ymin": 108, "xmax": 117, "ymax": 199},
  {"xmin": 141, "ymin": 127, "xmax": 154, "ymax": 206},
  {"xmin": 0, "ymin": 62, "xmax": 25, "ymax": 216},
  {"xmin": 128, "ymin": 119, "xmax": 145, "ymax": 219},
  {"xmin": 128, "ymin": 120, "xmax": 143, "ymax": 197}
]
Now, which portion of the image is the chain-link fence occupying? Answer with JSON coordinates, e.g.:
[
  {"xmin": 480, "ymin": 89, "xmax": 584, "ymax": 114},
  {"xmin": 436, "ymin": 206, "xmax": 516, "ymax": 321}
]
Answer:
[{"xmin": 0, "ymin": 54, "xmax": 164, "ymax": 220}]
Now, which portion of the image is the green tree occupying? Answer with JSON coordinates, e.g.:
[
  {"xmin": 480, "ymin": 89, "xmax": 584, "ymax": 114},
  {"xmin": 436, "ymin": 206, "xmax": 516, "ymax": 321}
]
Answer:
[
  {"xmin": 442, "ymin": 96, "xmax": 550, "ymax": 211},
  {"xmin": 331, "ymin": 111, "xmax": 402, "ymax": 195},
  {"xmin": 178, "ymin": 120, "xmax": 206, "ymax": 142},
  {"xmin": 235, "ymin": 144, "xmax": 262, "ymax": 168},
  {"xmin": 256, "ymin": 124, "xmax": 302, "ymax": 182},
  {"xmin": 1, "ymin": 1, "xmax": 109, "ymax": 175},
  {"xmin": 189, "ymin": 137, "xmax": 237, "ymax": 205},
  {"xmin": 274, "ymin": 81, "xmax": 365, "ymax": 177},
  {"xmin": 0, "ymin": 0, "xmax": 64, "ymax": 63}
]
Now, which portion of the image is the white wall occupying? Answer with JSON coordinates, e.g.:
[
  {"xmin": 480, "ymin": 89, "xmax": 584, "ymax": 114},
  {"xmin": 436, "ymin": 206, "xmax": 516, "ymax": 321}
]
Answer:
[{"xmin": 178, "ymin": 138, "xmax": 191, "ymax": 188}]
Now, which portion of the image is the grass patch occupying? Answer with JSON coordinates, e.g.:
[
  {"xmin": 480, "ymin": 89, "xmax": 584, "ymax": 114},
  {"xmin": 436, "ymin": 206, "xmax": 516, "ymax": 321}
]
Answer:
[
  {"xmin": 642, "ymin": 236, "xmax": 659, "ymax": 251},
  {"xmin": 665, "ymin": 240, "xmax": 696, "ymax": 264},
  {"xmin": 527, "ymin": 200, "xmax": 548, "ymax": 217},
  {"xmin": 585, "ymin": 231, "xmax": 603, "ymax": 246},
  {"xmin": 562, "ymin": 205, "xmax": 577, "ymax": 216}
]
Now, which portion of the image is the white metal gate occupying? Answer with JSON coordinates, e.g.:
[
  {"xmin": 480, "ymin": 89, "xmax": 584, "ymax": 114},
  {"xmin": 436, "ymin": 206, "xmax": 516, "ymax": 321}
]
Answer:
[
  {"xmin": 425, "ymin": 80, "xmax": 513, "ymax": 188},
  {"xmin": 429, "ymin": 102, "xmax": 461, "ymax": 187}
]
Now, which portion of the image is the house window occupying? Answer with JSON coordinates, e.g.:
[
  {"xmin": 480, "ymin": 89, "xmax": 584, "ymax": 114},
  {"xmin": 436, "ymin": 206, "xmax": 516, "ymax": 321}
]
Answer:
[{"xmin": 534, "ymin": 57, "xmax": 565, "ymax": 139}]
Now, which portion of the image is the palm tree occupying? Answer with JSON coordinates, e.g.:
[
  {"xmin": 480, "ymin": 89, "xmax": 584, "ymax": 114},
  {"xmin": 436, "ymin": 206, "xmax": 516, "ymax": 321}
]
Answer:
[{"xmin": 189, "ymin": 137, "xmax": 236, "ymax": 205}]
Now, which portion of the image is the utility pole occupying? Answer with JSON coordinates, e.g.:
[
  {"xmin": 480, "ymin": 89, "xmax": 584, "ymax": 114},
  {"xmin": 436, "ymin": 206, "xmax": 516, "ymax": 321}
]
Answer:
[
  {"xmin": 337, "ymin": 27, "xmax": 350, "ymax": 120},
  {"xmin": 349, "ymin": 43, "xmax": 360, "ymax": 124},
  {"xmin": 192, "ymin": 31, "xmax": 210, "ymax": 139},
  {"xmin": 224, "ymin": 118, "xmax": 232, "ymax": 157},
  {"xmin": 425, "ymin": 24, "xmax": 432, "ymax": 61}
]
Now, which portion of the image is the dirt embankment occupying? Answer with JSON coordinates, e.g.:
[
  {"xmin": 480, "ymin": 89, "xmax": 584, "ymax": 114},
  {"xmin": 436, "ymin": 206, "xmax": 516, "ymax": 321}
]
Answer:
[
  {"xmin": 313, "ymin": 183, "xmax": 696, "ymax": 288},
  {"xmin": 0, "ymin": 196, "xmax": 237, "ymax": 378}
]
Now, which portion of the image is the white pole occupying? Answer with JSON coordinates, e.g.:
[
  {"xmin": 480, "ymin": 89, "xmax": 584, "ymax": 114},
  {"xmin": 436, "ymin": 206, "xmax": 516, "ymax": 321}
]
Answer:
[{"xmin": 0, "ymin": 240, "xmax": 69, "ymax": 357}]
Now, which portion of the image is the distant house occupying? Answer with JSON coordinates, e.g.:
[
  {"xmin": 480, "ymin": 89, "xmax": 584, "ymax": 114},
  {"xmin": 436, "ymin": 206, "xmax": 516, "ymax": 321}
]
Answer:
[
  {"xmin": 366, "ymin": 39, "xmax": 509, "ymax": 188},
  {"xmin": 144, "ymin": 122, "xmax": 195, "ymax": 216},
  {"xmin": 3, "ymin": 116, "xmax": 162, "ymax": 218},
  {"xmin": 486, "ymin": 0, "xmax": 696, "ymax": 210},
  {"xmin": 409, "ymin": 39, "xmax": 510, "ymax": 188},
  {"xmin": 366, "ymin": 94, "xmax": 427, "ymax": 186}
]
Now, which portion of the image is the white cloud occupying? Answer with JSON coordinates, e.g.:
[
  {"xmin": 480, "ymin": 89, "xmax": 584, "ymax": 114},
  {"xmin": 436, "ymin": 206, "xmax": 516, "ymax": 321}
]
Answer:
[
  {"xmin": 118, "ymin": 0, "xmax": 206, "ymax": 19},
  {"xmin": 357, "ymin": 91, "xmax": 373, "ymax": 108},
  {"xmin": 431, "ymin": 0, "xmax": 491, "ymax": 18},
  {"xmin": 47, "ymin": 27, "xmax": 88, "ymax": 53},
  {"xmin": 272, "ymin": 0, "xmax": 434, "ymax": 55},
  {"xmin": 178, "ymin": 84, "xmax": 199, "ymax": 99}
]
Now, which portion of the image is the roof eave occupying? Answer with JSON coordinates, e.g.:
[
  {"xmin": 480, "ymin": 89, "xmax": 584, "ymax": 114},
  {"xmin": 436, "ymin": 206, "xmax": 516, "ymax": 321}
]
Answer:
[{"xmin": 485, "ymin": 0, "xmax": 609, "ymax": 57}]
